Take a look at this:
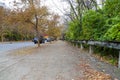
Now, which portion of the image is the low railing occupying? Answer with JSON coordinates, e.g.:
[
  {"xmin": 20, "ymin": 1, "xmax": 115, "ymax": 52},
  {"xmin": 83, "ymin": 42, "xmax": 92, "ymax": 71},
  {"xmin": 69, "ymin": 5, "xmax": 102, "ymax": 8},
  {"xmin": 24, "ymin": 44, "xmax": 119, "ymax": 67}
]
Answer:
[{"xmin": 70, "ymin": 40, "xmax": 120, "ymax": 68}]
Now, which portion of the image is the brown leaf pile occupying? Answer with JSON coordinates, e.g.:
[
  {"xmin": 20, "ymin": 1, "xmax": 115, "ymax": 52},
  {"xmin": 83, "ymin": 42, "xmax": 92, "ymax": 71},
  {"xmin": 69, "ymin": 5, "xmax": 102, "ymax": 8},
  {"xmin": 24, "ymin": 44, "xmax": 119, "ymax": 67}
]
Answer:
[{"xmin": 80, "ymin": 63, "xmax": 112, "ymax": 80}]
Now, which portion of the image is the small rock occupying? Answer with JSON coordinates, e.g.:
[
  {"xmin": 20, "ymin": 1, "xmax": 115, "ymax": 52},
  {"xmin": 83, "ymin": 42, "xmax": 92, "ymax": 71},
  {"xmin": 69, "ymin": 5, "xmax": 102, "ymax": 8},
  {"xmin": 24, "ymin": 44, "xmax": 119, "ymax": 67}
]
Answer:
[
  {"xmin": 114, "ymin": 78, "xmax": 118, "ymax": 80},
  {"xmin": 102, "ymin": 69, "xmax": 105, "ymax": 72}
]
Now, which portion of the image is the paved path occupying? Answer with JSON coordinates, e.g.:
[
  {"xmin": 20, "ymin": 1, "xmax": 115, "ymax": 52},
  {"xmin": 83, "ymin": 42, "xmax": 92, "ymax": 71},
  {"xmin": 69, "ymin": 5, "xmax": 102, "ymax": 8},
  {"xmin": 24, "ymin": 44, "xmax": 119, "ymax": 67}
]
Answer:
[
  {"xmin": 0, "ymin": 41, "xmax": 84, "ymax": 80},
  {"xmin": 0, "ymin": 42, "xmax": 34, "ymax": 53},
  {"xmin": 0, "ymin": 41, "xmax": 35, "ymax": 76},
  {"xmin": 0, "ymin": 41, "xmax": 118, "ymax": 80}
]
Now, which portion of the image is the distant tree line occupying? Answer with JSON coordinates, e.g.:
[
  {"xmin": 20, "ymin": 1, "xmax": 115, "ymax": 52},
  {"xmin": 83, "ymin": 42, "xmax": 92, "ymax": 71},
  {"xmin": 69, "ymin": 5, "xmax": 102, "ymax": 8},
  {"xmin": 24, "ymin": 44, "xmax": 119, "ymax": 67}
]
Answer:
[{"xmin": 0, "ymin": 0, "xmax": 62, "ymax": 46}]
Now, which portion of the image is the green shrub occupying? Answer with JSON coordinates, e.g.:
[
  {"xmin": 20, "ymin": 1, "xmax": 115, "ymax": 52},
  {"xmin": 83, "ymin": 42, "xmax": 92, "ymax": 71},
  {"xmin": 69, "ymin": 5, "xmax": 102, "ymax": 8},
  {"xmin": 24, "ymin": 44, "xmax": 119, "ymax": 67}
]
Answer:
[{"xmin": 103, "ymin": 23, "xmax": 120, "ymax": 41}]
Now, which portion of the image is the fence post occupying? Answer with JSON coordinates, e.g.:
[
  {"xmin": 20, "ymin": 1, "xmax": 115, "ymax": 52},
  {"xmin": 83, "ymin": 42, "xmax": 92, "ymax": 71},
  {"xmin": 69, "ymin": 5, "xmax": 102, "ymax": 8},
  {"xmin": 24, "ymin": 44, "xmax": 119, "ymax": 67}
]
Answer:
[
  {"xmin": 81, "ymin": 44, "xmax": 83, "ymax": 50},
  {"xmin": 76, "ymin": 42, "xmax": 78, "ymax": 48},
  {"xmin": 118, "ymin": 50, "xmax": 120, "ymax": 68},
  {"xmin": 89, "ymin": 45, "xmax": 93, "ymax": 54},
  {"xmin": 72, "ymin": 42, "xmax": 74, "ymax": 46}
]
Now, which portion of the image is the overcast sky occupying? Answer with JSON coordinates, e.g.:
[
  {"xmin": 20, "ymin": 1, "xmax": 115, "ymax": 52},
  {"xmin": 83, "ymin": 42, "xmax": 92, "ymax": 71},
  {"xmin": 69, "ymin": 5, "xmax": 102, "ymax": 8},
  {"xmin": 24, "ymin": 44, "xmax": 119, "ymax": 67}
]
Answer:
[
  {"xmin": 42, "ymin": 0, "xmax": 69, "ymax": 16},
  {"xmin": 0, "ymin": 0, "xmax": 70, "ymax": 16},
  {"xmin": 0, "ymin": 0, "xmax": 102, "ymax": 15}
]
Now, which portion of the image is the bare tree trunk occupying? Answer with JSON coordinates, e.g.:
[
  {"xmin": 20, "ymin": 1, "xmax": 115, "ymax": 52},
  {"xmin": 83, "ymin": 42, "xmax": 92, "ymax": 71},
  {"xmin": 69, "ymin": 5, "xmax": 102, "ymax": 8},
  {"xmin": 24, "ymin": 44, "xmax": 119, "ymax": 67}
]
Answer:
[
  {"xmin": 35, "ymin": 14, "xmax": 40, "ymax": 47},
  {"xmin": 68, "ymin": 0, "xmax": 79, "ymax": 20},
  {"xmin": 1, "ymin": 33, "xmax": 6, "ymax": 42},
  {"xmin": 1, "ymin": 34, "xmax": 4, "ymax": 42}
]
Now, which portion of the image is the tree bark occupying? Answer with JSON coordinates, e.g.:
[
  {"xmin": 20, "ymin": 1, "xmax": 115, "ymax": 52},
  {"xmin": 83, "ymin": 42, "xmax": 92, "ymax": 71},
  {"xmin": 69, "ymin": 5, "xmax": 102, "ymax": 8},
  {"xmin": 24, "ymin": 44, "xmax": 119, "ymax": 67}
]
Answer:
[
  {"xmin": 35, "ymin": 14, "xmax": 40, "ymax": 47},
  {"xmin": 68, "ymin": 0, "xmax": 79, "ymax": 20},
  {"xmin": 1, "ymin": 34, "xmax": 4, "ymax": 42}
]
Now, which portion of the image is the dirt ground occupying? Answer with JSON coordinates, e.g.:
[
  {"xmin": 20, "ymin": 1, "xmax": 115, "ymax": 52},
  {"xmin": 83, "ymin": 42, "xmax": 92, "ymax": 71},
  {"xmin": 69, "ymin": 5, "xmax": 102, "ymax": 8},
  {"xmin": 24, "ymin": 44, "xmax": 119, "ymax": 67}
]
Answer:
[{"xmin": 0, "ymin": 41, "xmax": 119, "ymax": 80}]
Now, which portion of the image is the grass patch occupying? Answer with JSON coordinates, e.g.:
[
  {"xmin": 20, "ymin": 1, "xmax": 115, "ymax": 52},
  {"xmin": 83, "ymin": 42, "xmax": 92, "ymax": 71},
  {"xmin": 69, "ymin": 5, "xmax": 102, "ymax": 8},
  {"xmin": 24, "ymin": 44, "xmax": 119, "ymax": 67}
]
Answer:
[
  {"xmin": 93, "ymin": 46, "xmax": 119, "ymax": 66},
  {"xmin": 9, "ymin": 46, "xmax": 38, "ymax": 56}
]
